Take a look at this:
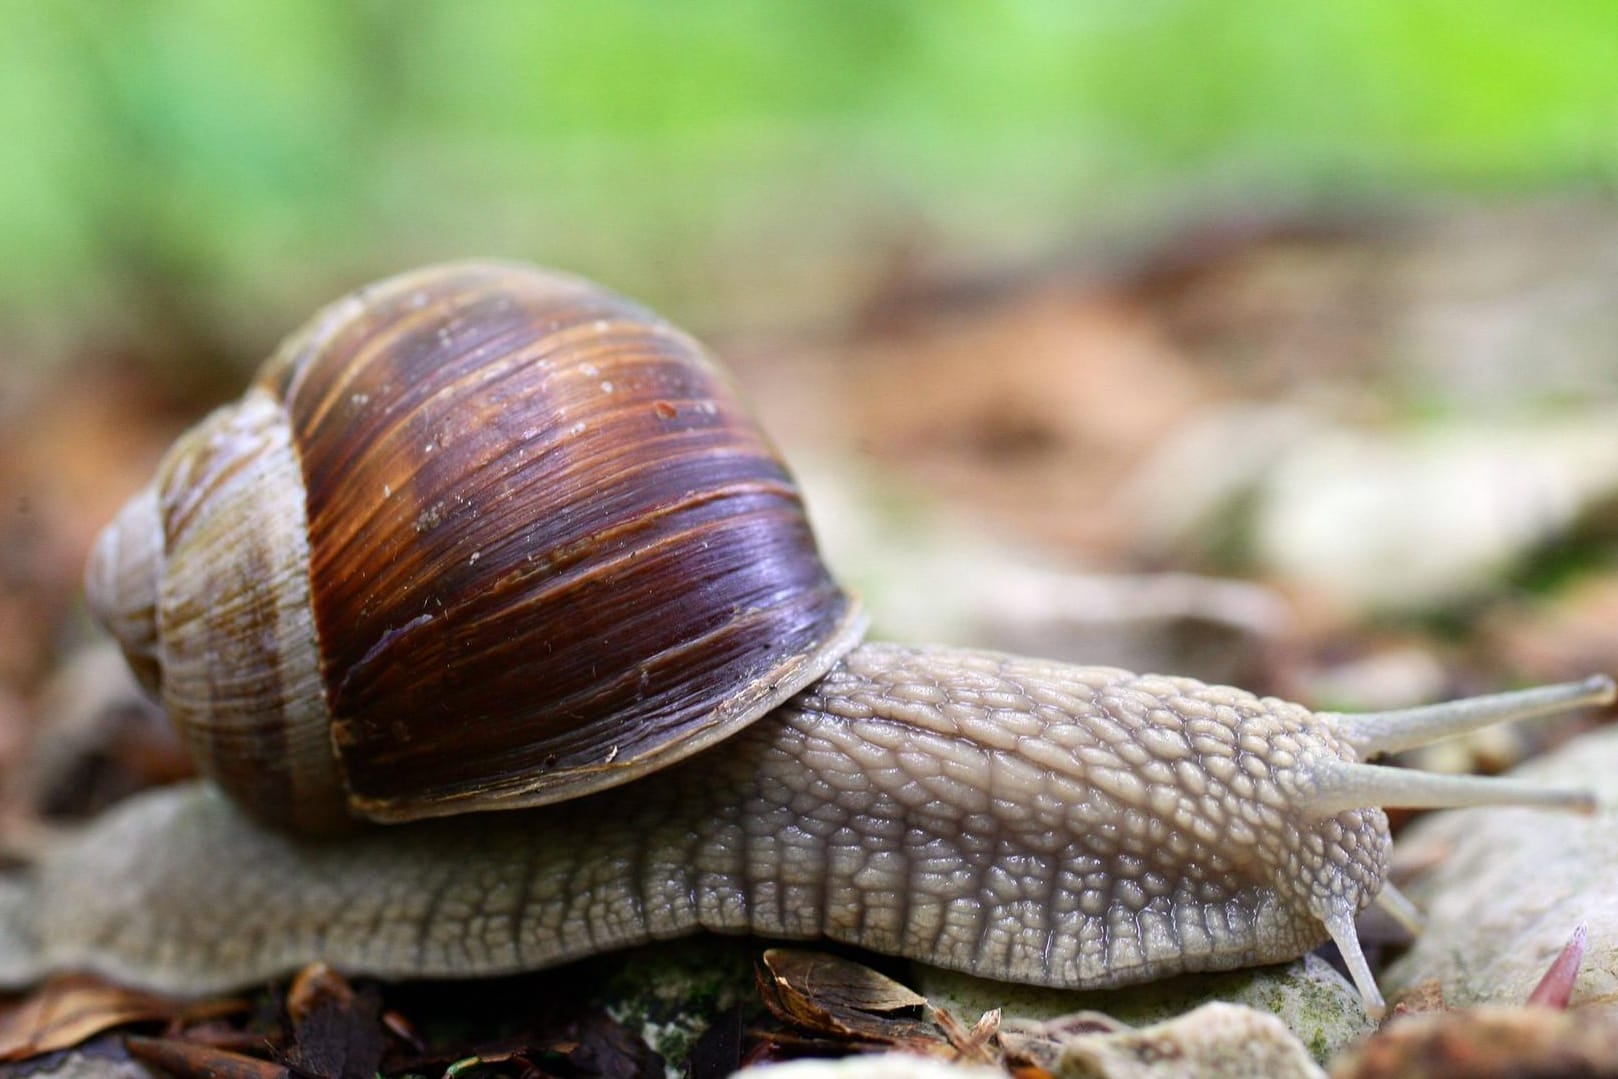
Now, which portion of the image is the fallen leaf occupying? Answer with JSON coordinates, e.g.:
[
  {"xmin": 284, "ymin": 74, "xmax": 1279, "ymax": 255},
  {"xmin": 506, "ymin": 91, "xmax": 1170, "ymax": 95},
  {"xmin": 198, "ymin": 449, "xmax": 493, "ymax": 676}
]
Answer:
[
  {"xmin": 758, "ymin": 949, "xmax": 935, "ymax": 1046},
  {"xmin": 934, "ymin": 1005, "xmax": 1000, "ymax": 1066},
  {"xmin": 126, "ymin": 1035, "xmax": 291, "ymax": 1079},
  {"xmin": 436, "ymin": 1011, "xmax": 662, "ymax": 1079},
  {"xmin": 763, "ymin": 949, "xmax": 926, "ymax": 1019},
  {"xmin": 280, "ymin": 963, "xmax": 385, "ymax": 1079},
  {"xmin": 0, "ymin": 973, "xmax": 238, "ymax": 1062},
  {"xmin": 1329, "ymin": 1006, "xmax": 1618, "ymax": 1079}
]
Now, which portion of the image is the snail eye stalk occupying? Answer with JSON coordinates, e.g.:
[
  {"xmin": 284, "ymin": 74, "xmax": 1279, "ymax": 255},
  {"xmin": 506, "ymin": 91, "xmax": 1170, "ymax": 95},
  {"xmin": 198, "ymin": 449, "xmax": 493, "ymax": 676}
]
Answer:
[
  {"xmin": 1327, "ymin": 675, "xmax": 1615, "ymax": 758},
  {"xmin": 1297, "ymin": 675, "xmax": 1613, "ymax": 817},
  {"xmin": 1296, "ymin": 759, "xmax": 1596, "ymax": 817}
]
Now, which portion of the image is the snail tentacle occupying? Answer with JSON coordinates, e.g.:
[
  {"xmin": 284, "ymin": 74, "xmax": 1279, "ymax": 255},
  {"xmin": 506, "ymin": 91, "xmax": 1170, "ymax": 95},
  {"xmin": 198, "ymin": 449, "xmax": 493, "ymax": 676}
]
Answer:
[
  {"xmin": 1328, "ymin": 675, "xmax": 1615, "ymax": 758},
  {"xmin": 1372, "ymin": 882, "xmax": 1425, "ymax": 937},
  {"xmin": 1295, "ymin": 758, "xmax": 1596, "ymax": 817},
  {"xmin": 1321, "ymin": 901, "xmax": 1385, "ymax": 1019}
]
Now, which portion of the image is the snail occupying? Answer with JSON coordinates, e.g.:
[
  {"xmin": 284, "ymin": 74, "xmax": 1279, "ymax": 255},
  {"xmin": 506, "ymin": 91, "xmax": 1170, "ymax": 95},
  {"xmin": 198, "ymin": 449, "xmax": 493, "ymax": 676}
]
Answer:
[{"xmin": 0, "ymin": 261, "xmax": 1608, "ymax": 1020}]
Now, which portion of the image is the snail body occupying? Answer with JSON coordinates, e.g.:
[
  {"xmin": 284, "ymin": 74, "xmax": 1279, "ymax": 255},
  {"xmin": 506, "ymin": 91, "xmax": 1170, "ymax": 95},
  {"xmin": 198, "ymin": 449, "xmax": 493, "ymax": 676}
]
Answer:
[
  {"xmin": 11, "ymin": 262, "xmax": 1609, "ymax": 1017},
  {"xmin": 12, "ymin": 645, "xmax": 1606, "ymax": 1016},
  {"xmin": 0, "ymin": 647, "xmax": 1388, "ymax": 996}
]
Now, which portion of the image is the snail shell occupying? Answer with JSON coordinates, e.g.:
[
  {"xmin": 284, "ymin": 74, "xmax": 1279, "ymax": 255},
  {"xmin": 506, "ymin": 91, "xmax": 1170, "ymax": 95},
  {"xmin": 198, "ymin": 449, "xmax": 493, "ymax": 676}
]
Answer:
[{"xmin": 84, "ymin": 262, "xmax": 864, "ymax": 833}]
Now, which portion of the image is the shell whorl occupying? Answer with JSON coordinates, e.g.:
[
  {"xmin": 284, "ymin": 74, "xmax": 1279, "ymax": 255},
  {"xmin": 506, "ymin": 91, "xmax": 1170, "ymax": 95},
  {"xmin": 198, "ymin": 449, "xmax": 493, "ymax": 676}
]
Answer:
[
  {"xmin": 84, "ymin": 261, "xmax": 863, "ymax": 832},
  {"xmin": 84, "ymin": 485, "xmax": 162, "ymax": 698}
]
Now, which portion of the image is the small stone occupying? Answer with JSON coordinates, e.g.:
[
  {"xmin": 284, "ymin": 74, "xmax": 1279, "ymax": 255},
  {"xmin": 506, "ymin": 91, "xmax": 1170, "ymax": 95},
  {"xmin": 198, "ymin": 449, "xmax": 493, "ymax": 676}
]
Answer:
[
  {"xmin": 1329, "ymin": 1006, "xmax": 1618, "ymax": 1079},
  {"xmin": 1048, "ymin": 1002, "xmax": 1324, "ymax": 1079},
  {"xmin": 1252, "ymin": 418, "xmax": 1618, "ymax": 614},
  {"xmin": 917, "ymin": 952, "xmax": 1372, "ymax": 1067},
  {"xmin": 732, "ymin": 1055, "xmax": 1004, "ymax": 1079},
  {"xmin": 1384, "ymin": 724, "xmax": 1618, "ymax": 1010}
]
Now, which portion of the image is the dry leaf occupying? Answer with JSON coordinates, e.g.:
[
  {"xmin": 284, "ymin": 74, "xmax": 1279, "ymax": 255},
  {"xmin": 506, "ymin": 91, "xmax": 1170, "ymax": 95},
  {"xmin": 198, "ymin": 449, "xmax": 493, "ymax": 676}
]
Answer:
[
  {"xmin": 758, "ymin": 948, "xmax": 937, "ymax": 1048},
  {"xmin": 0, "ymin": 973, "xmax": 237, "ymax": 1062},
  {"xmin": 280, "ymin": 963, "xmax": 385, "ymax": 1079},
  {"xmin": 762, "ymin": 949, "xmax": 926, "ymax": 1020},
  {"xmin": 126, "ymin": 1035, "xmax": 291, "ymax": 1079}
]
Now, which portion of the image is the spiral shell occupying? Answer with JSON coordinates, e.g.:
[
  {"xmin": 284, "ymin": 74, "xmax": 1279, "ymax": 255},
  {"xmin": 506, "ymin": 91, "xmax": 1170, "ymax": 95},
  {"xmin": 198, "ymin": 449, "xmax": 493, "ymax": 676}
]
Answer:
[{"xmin": 85, "ymin": 261, "xmax": 864, "ymax": 832}]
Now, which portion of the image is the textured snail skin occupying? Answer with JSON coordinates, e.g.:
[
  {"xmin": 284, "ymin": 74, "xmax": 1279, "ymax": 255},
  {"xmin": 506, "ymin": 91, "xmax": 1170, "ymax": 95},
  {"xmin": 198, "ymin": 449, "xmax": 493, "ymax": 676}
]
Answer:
[{"xmin": 0, "ymin": 644, "xmax": 1387, "ymax": 997}]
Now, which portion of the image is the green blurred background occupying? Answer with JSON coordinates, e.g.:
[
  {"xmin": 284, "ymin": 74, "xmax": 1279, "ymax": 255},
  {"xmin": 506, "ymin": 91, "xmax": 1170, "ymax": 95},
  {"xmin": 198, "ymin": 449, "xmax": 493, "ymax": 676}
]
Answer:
[
  {"xmin": 5, "ymin": 0, "xmax": 1618, "ymax": 705},
  {"xmin": 4, "ymin": 0, "xmax": 1618, "ymax": 371}
]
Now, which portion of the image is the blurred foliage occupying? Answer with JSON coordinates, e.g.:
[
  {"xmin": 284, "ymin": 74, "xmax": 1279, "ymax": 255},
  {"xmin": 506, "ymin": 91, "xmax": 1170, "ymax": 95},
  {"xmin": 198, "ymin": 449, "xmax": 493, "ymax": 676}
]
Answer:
[{"xmin": 1, "ymin": 0, "xmax": 1617, "ymax": 367}]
